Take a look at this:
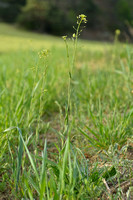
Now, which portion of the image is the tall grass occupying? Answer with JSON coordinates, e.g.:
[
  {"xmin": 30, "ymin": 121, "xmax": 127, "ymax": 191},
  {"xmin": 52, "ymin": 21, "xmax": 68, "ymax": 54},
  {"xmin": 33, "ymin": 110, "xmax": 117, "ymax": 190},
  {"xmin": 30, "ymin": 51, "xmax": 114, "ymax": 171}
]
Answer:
[{"xmin": 0, "ymin": 17, "xmax": 133, "ymax": 199}]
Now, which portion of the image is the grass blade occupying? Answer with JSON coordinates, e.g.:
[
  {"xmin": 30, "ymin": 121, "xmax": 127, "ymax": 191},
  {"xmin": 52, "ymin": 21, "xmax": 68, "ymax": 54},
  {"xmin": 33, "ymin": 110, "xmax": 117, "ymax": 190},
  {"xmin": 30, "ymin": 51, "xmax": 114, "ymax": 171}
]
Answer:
[
  {"xmin": 17, "ymin": 127, "xmax": 40, "ymax": 182},
  {"xmin": 16, "ymin": 132, "xmax": 23, "ymax": 192},
  {"xmin": 40, "ymin": 140, "xmax": 47, "ymax": 200}
]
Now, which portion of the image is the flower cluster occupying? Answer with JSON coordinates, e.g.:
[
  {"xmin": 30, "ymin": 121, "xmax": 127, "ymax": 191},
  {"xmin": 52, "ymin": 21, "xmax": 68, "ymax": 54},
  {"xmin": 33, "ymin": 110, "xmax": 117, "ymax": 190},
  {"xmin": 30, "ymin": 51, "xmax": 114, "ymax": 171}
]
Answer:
[
  {"xmin": 77, "ymin": 14, "xmax": 87, "ymax": 24},
  {"xmin": 38, "ymin": 49, "xmax": 49, "ymax": 59}
]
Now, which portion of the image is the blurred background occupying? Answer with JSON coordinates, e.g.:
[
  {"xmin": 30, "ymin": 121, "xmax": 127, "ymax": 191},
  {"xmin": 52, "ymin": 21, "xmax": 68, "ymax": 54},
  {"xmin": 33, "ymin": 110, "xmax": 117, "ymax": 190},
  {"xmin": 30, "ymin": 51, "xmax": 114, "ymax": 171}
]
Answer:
[{"xmin": 0, "ymin": 0, "xmax": 133, "ymax": 41}]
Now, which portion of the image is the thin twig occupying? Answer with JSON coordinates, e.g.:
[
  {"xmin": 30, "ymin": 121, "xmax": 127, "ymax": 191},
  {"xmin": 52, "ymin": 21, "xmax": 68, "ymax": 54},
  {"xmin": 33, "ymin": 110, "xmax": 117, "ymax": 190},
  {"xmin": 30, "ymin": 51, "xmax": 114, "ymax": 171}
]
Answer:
[{"xmin": 102, "ymin": 178, "xmax": 112, "ymax": 200}]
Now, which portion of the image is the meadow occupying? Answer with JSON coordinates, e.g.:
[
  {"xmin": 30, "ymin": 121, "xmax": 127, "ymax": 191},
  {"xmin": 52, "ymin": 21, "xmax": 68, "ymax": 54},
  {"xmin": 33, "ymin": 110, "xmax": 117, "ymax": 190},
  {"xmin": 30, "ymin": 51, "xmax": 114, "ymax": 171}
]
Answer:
[{"xmin": 0, "ymin": 20, "xmax": 133, "ymax": 199}]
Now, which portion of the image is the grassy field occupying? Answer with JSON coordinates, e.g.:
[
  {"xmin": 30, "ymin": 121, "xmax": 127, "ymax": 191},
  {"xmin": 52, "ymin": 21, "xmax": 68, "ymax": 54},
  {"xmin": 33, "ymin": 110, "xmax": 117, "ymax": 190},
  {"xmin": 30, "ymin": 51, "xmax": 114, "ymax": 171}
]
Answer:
[{"xmin": 0, "ymin": 22, "xmax": 133, "ymax": 199}]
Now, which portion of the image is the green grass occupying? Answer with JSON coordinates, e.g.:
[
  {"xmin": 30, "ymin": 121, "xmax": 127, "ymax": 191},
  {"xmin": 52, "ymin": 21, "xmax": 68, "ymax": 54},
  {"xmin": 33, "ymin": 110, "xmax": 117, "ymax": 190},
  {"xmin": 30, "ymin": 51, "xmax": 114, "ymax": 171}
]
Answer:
[{"xmin": 0, "ymin": 22, "xmax": 133, "ymax": 199}]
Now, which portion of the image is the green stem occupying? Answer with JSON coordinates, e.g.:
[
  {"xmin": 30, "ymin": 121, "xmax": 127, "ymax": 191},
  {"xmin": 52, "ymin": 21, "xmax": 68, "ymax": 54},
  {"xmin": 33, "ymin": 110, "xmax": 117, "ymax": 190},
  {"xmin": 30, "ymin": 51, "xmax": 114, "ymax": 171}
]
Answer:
[{"xmin": 64, "ymin": 18, "xmax": 83, "ymax": 134}]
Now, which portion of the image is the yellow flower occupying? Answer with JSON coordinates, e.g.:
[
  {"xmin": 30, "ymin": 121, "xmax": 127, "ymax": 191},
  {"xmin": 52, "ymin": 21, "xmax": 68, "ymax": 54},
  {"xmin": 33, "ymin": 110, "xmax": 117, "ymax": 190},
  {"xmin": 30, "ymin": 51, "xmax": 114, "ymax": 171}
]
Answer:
[
  {"xmin": 62, "ymin": 35, "xmax": 67, "ymax": 41},
  {"xmin": 73, "ymin": 33, "xmax": 76, "ymax": 38},
  {"xmin": 79, "ymin": 14, "xmax": 87, "ymax": 19},
  {"xmin": 115, "ymin": 29, "xmax": 121, "ymax": 36}
]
